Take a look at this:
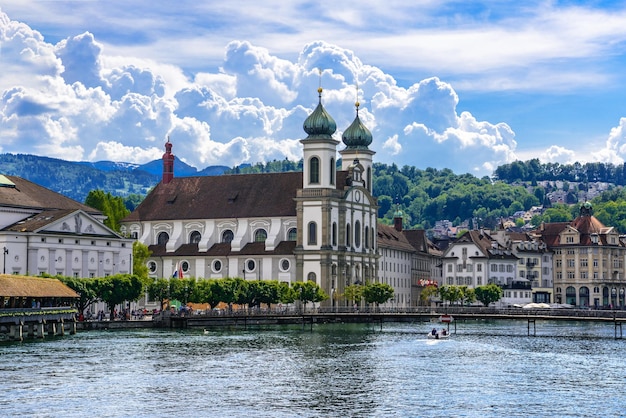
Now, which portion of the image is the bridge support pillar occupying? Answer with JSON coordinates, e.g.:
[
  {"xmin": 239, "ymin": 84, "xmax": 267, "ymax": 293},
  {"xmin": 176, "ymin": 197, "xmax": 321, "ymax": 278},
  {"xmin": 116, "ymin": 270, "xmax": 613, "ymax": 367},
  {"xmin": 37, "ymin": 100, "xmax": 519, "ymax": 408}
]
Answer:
[
  {"xmin": 57, "ymin": 319, "xmax": 65, "ymax": 336},
  {"xmin": 34, "ymin": 322, "xmax": 45, "ymax": 339},
  {"xmin": 47, "ymin": 322, "xmax": 57, "ymax": 336},
  {"xmin": 10, "ymin": 323, "xmax": 23, "ymax": 341}
]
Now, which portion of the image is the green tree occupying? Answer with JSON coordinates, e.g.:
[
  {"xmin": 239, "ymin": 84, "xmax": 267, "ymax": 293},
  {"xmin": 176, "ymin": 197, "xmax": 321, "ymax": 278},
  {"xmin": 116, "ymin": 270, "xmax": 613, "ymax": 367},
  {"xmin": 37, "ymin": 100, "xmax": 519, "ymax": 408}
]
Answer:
[
  {"xmin": 474, "ymin": 284, "xmax": 503, "ymax": 307},
  {"xmin": 58, "ymin": 276, "xmax": 99, "ymax": 315},
  {"xmin": 293, "ymin": 281, "xmax": 328, "ymax": 312},
  {"xmin": 147, "ymin": 278, "xmax": 170, "ymax": 310},
  {"xmin": 439, "ymin": 285, "xmax": 463, "ymax": 306},
  {"xmin": 256, "ymin": 280, "xmax": 281, "ymax": 310},
  {"xmin": 132, "ymin": 241, "xmax": 152, "ymax": 283},
  {"xmin": 192, "ymin": 279, "xmax": 221, "ymax": 309},
  {"xmin": 362, "ymin": 283, "xmax": 394, "ymax": 310},
  {"xmin": 96, "ymin": 274, "xmax": 144, "ymax": 320},
  {"xmin": 170, "ymin": 277, "xmax": 196, "ymax": 306},
  {"xmin": 84, "ymin": 189, "xmax": 130, "ymax": 232},
  {"xmin": 419, "ymin": 285, "xmax": 439, "ymax": 306},
  {"xmin": 343, "ymin": 284, "xmax": 364, "ymax": 307}
]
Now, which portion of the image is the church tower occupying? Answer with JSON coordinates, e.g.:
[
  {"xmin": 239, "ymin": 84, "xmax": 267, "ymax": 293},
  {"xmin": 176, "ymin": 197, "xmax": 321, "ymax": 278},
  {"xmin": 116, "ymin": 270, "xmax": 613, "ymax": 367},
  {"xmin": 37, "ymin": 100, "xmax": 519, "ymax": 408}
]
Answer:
[
  {"xmin": 340, "ymin": 100, "xmax": 375, "ymax": 193},
  {"xmin": 296, "ymin": 86, "xmax": 378, "ymax": 310},
  {"xmin": 301, "ymin": 87, "xmax": 339, "ymax": 189},
  {"xmin": 162, "ymin": 137, "xmax": 174, "ymax": 184}
]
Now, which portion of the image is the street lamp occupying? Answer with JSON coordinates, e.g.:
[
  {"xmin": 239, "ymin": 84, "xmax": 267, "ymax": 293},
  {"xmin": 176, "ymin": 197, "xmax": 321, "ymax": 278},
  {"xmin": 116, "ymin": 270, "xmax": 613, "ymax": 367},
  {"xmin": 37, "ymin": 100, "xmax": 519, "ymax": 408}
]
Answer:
[{"xmin": 2, "ymin": 247, "xmax": 8, "ymax": 275}]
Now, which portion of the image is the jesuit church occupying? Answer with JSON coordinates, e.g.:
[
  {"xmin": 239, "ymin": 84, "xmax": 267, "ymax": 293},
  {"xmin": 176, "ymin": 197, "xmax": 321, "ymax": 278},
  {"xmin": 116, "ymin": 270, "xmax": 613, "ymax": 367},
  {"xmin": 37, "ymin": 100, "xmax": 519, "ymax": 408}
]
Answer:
[{"xmin": 121, "ymin": 88, "xmax": 383, "ymax": 309}]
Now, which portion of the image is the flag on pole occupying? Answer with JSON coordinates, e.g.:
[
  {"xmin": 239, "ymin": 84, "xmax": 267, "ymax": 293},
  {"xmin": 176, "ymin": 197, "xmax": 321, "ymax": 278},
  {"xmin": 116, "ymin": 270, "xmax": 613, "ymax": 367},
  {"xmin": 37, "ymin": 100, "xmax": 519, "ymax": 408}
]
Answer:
[
  {"xmin": 178, "ymin": 262, "xmax": 184, "ymax": 279},
  {"xmin": 173, "ymin": 262, "xmax": 179, "ymax": 278}
]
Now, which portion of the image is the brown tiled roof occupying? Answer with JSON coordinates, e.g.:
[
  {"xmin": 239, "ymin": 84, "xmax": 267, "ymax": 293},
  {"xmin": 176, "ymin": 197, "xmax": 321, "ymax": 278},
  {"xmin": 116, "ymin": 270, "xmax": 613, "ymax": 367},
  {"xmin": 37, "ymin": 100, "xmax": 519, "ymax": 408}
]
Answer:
[
  {"xmin": 452, "ymin": 230, "xmax": 517, "ymax": 260},
  {"xmin": 124, "ymin": 172, "xmax": 303, "ymax": 221},
  {"xmin": 0, "ymin": 275, "xmax": 78, "ymax": 298},
  {"xmin": 0, "ymin": 176, "xmax": 100, "ymax": 214},
  {"xmin": 538, "ymin": 216, "xmax": 620, "ymax": 247},
  {"xmin": 403, "ymin": 229, "xmax": 428, "ymax": 253},
  {"xmin": 125, "ymin": 170, "xmax": 353, "ymax": 223},
  {"xmin": 377, "ymin": 224, "xmax": 417, "ymax": 252}
]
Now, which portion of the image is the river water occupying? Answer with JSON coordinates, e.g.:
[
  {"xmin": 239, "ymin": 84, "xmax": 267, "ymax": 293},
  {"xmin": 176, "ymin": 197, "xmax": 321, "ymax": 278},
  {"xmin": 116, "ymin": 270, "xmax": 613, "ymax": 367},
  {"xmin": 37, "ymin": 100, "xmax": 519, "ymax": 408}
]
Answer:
[{"xmin": 1, "ymin": 320, "xmax": 624, "ymax": 417}]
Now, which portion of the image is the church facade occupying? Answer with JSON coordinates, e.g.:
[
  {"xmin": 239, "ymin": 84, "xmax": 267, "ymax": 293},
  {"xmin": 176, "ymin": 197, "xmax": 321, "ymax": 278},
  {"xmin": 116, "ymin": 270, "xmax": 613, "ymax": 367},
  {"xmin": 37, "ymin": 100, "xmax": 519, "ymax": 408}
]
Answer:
[{"xmin": 121, "ymin": 88, "xmax": 381, "ymax": 309}]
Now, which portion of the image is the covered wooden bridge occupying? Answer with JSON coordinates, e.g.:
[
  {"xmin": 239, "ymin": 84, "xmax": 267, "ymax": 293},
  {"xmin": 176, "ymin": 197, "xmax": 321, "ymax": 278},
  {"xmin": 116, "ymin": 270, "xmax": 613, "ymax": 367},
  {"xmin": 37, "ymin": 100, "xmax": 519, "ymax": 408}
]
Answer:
[{"xmin": 0, "ymin": 275, "xmax": 78, "ymax": 341}]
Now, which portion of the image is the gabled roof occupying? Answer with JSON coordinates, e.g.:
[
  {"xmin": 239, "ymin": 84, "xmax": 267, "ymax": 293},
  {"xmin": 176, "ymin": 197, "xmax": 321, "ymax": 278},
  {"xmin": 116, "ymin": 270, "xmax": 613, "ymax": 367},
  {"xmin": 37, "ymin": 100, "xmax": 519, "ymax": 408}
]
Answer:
[
  {"xmin": 124, "ymin": 171, "xmax": 352, "ymax": 223},
  {"xmin": 0, "ymin": 175, "xmax": 100, "ymax": 214},
  {"xmin": 402, "ymin": 229, "xmax": 428, "ymax": 253},
  {"xmin": 124, "ymin": 172, "xmax": 303, "ymax": 222},
  {"xmin": 538, "ymin": 215, "xmax": 621, "ymax": 247},
  {"xmin": 447, "ymin": 230, "xmax": 517, "ymax": 260},
  {"xmin": 4, "ymin": 208, "xmax": 122, "ymax": 238},
  {"xmin": 377, "ymin": 224, "xmax": 416, "ymax": 252},
  {"xmin": 0, "ymin": 275, "xmax": 78, "ymax": 298}
]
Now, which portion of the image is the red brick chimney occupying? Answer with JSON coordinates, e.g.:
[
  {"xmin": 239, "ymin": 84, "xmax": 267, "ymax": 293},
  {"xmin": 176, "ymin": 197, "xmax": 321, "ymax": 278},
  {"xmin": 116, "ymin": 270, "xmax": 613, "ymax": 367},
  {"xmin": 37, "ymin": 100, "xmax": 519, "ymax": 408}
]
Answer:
[
  {"xmin": 393, "ymin": 210, "xmax": 403, "ymax": 232},
  {"xmin": 162, "ymin": 137, "xmax": 174, "ymax": 184}
]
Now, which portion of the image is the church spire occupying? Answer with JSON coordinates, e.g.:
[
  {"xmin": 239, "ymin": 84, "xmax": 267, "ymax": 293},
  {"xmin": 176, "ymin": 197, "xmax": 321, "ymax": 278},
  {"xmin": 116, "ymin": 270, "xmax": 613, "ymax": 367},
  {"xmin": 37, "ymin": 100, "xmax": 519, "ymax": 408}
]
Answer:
[{"xmin": 162, "ymin": 136, "xmax": 174, "ymax": 184}]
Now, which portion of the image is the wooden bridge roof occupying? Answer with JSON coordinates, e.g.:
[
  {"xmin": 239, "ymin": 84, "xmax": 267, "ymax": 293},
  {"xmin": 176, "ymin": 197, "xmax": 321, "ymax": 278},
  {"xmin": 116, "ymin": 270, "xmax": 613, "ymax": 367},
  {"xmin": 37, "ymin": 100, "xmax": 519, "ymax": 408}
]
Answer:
[{"xmin": 0, "ymin": 275, "xmax": 78, "ymax": 298}]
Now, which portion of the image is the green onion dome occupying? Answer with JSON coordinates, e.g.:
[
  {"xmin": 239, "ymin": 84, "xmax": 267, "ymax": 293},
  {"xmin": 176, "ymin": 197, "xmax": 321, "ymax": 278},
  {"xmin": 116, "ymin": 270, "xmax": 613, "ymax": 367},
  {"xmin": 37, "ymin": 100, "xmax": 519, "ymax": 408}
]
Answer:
[
  {"xmin": 303, "ymin": 87, "xmax": 337, "ymax": 139},
  {"xmin": 342, "ymin": 102, "xmax": 372, "ymax": 149}
]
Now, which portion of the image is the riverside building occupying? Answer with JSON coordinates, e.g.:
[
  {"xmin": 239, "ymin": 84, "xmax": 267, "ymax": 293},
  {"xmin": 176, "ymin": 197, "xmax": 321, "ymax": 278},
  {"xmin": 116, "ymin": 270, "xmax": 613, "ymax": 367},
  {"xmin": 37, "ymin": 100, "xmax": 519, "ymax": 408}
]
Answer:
[
  {"xmin": 0, "ymin": 175, "xmax": 133, "ymax": 279},
  {"xmin": 536, "ymin": 202, "xmax": 626, "ymax": 308}
]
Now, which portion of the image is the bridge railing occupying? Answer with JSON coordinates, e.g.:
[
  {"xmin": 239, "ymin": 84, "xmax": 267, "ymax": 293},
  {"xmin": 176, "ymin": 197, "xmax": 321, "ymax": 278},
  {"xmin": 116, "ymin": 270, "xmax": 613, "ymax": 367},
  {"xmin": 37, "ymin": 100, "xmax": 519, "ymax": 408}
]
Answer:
[{"xmin": 186, "ymin": 305, "xmax": 626, "ymax": 320}]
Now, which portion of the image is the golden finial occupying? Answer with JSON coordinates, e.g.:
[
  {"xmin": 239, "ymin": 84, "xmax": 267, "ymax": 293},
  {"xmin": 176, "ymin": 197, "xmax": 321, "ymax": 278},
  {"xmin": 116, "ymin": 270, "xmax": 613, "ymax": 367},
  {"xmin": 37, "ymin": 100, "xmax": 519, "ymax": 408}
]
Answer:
[
  {"xmin": 317, "ymin": 68, "xmax": 323, "ymax": 95},
  {"xmin": 355, "ymin": 82, "xmax": 360, "ymax": 112}
]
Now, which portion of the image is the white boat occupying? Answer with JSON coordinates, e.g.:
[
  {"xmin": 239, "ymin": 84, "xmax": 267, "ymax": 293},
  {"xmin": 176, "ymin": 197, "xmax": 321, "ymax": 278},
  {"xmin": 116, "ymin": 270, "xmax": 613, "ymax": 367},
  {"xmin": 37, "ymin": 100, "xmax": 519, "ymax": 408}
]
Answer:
[{"xmin": 427, "ymin": 329, "xmax": 450, "ymax": 339}]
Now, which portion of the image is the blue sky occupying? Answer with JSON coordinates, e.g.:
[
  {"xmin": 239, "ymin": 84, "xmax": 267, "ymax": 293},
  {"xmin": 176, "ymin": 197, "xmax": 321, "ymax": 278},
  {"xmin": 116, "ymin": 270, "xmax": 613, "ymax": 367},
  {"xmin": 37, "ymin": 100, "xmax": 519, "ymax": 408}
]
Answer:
[{"xmin": 2, "ymin": 1, "xmax": 626, "ymax": 176}]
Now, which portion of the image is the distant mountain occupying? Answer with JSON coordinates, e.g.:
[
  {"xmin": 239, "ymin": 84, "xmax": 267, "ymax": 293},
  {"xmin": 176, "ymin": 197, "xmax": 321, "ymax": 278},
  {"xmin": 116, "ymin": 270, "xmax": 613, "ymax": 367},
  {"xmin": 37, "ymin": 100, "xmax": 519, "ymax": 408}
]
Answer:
[
  {"xmin": 0, "ymin": 153, "xmax": 229, "ymax": 203},
  {"xmin": 76, "ymin": 161, "xmax": 140, "ymax": 172}
]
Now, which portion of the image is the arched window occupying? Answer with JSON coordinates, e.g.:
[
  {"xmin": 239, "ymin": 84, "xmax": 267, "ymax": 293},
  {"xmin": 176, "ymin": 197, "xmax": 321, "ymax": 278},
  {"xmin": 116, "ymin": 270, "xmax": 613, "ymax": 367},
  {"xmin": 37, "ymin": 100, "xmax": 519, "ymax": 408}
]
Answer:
[
  {"xmin": 330, "ymin": 157, "xmax": 335, "ymax": 185},
  {"xmin": 254, "ymin": 229, "xmax": 267, "ymax": 242},
  {"xmin": 355, "ymin": 220, "xmax": 361, "ymax": 248},
  {"xmin": 308, "ymin": 222, "xmax": 317, "ymax": 245},
  {"xmin": 288, "ymin": 228, "xmax": 297, "ymax": 241},
  {"xmin": 222, "ymin": 230, "xmax": 234, "ymax": 243},
  {"xmin": 189, "ymin": 231, "xmax": 201, "ymax": 244},
  {"xmin": 309, "ymin": 156, "xmax": 320, "ymax": 184},
  {"xmin": 579, "ymin": 286, "xmax": 590, "ymax": 308},
  {"xmin": 332, "ymin": 222, "xmax": 337, "ymax": 246},
  {"xmin": 157, "ymin": 232, "xmax": 169, "ymax": 245},
  {"xmin": 367, "ymin": 167, "xmax": 372, "ymax": 192},
  {"xmin": 346, "ymin": 223, "xmax": 351, "ymax": 247},
  {"xmin": 307, "ymin": 272, "xmax": 316, "ymax": 282},
  {"xmin": 364, "ymin": 226, "xmax": 369, "ymax": 248},
  {"xmin": 566, "ymin": 286, "xmax": 577, "ymax": 306}
]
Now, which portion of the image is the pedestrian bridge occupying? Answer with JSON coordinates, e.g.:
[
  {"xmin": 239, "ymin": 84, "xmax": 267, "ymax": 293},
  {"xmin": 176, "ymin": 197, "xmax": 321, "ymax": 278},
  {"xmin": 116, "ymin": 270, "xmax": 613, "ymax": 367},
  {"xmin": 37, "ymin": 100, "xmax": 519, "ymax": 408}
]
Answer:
[{"xmin": 164, "ymin": 306, "xmax": 626, "ymax": 338}]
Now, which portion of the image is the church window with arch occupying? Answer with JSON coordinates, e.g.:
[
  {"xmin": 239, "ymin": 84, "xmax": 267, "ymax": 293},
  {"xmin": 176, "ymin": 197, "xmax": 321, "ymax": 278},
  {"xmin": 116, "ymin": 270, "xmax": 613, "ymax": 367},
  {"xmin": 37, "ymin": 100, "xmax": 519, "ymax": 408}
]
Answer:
[{"xmin": 309, "ymin": 156, "xmax": 320, "ymax": 184}]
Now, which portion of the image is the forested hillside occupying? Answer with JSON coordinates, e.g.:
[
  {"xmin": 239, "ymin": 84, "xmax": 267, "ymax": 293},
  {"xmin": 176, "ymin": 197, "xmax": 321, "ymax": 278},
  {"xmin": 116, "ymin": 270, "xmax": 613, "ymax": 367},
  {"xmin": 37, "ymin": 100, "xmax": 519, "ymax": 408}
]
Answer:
[
  {"xmin": 372, "ymin": 164, "xmax": 543, "ymax": 230},
  {"xmin": 494, "ymin": 159, "xmax": 626, "ymax": 184},
  {"xmin": 0, "ymin": 154, "xmax": 158, "ymax": 202}
]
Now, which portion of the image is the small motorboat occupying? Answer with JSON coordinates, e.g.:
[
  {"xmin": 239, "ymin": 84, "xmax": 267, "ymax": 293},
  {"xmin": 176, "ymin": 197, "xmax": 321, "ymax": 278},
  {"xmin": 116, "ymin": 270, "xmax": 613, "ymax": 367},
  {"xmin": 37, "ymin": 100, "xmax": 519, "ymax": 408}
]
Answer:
[{"xmin": 427, "ymin": 328, "xmax": 450, "ymax": 339}]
